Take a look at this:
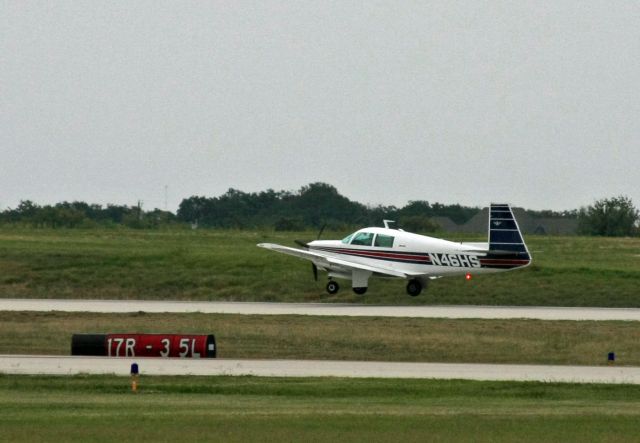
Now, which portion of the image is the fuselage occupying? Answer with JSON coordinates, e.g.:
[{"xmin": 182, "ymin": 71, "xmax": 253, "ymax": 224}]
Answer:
[{"xmin": 308, "ymin": 227, "xmax": 531, "ymax": 278}]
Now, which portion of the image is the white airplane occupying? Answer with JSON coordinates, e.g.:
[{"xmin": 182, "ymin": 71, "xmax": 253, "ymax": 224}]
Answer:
[{"xmin": 258, "ymin": 203, "xmax": 531, "ymax": 296}]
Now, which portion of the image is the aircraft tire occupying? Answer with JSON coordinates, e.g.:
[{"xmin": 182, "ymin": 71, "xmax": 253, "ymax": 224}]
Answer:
[
  {"xmin": 353, "ymin": 287, "xmax": 367, "ymax": 295},
  {"xmin": 406, "ymin": 279, "xmax": 422, "ymax": 297},
  {"xmin": 326, "ymin": 281, "xmax": 340, "ymax": 295}
]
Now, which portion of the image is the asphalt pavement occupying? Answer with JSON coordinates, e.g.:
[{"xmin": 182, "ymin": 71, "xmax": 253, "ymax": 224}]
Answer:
[{"xmin": 2, "ymin": 298, "xmax": 640, "ymax": 321}]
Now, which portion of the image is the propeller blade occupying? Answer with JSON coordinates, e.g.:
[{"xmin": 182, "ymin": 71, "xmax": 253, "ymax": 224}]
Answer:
[
  {"xmin": 317, "ymin": 223, "xmax": 326, "ymax": 240},
  {"xmin": 312, "ymin": 263, "xmax": 318, "ymax": 281},
  {"xmin": 294, "ymin": 239, "xmax": 309, "ymax": 248}
]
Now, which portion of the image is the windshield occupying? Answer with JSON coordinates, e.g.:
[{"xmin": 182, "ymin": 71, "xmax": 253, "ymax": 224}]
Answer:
[
  {"xmin": 350, "ymin": 232, "xmax": 375, "ymax": 246},
  {"xmin": 341, "ymin": 234, "xmax": 354, "ymax": 244}
]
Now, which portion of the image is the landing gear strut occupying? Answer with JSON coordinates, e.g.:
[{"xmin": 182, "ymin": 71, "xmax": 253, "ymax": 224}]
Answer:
[
  {"xmin": 406, "ymin": 279, "xmax": 422, "ymax": 297},
  {"xmin": 326, "ymin": 280, "xmax": 340, "ymax": 295}
]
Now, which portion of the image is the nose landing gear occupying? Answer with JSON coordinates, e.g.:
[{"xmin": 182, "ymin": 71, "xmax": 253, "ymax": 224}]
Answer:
[{"xmin": 326, "ymin": 280, "xmax": 340, "ymax": 295}]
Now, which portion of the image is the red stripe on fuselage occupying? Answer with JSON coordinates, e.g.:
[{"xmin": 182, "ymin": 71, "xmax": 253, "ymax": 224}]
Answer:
[{"xmin": 314, "ymin": 247, "xmax": 431, "ymax": 263}]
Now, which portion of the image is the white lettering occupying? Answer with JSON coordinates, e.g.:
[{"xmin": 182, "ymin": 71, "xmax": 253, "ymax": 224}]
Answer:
[
  {"xmin": 191, "ymin": 339, "xmax": 201, "ymax": 358},
  {"xmin": 179, "ymin": 338, "xmax": 190, "ymax": 357},
  {"xmin": 430, "ymin": 253, "xmax": 481, "ymax": 268},
  {"xmin": 125, "ymin": 338, "xmax": 135, "ymax": 357},
  {"xmin": 160, "ymin": 338, "xmax": 170, "ymax": 357},
  {"xmin": 114, "ymin": 338, "xmax": 124, "ymax": 356}
]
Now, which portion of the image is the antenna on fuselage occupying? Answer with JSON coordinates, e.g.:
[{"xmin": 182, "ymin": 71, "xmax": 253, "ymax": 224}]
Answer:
[{"xmin": 383, "ymin": 219, "xmax": 396, "ymax": 229}]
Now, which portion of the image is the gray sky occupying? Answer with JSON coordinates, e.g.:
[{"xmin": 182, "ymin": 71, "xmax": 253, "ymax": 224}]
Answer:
[{"xmin": 2, "ymin": 1, "xmax": 639, "ymax": 212}]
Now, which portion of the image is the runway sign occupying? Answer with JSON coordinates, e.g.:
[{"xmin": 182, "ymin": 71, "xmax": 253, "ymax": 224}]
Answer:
[{"xmin": 71, "ymin": 333, "xmax": 216, "ymax": 358}]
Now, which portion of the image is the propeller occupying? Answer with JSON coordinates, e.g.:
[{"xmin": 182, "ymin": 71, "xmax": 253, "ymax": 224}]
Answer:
[
  {"xmin": 294, "ymin": 223, "xmax": 326, "ymax": 249},
  {"xmin": 294, "ymin": 223, "xmax": 326, "ymax": 282},
  {"xmin": 294, "ymin": 239, "xmax": 309, "ymax": 248},
  {"xmin": 310, "ymin": 223, "xmax": 326, "ymax": 282}
]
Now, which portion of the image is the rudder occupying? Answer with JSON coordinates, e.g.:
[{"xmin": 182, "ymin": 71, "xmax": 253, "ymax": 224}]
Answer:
[{"xmin": 488, "ymin": 204, "xmax": 530, "ymax": 260}]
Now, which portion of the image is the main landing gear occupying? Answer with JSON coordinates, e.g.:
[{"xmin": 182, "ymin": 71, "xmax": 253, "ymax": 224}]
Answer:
[
  {"xmin": 325, "ymin": 279, "xmax": 422, "ymax": 296},
  {"xmin": 406, "ymin": 279, "xmax": 423, "ymax": 297}
]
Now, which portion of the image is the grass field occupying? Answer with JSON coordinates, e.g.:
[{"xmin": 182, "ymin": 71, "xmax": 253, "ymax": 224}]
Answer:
[
  {"xmin": 1, "ymin": 229, "xmax": 639, "ymax": 441},
  {"xmin": 2, "ymin": 311, "xmax": 639, "ymax": 366},
  {"xmin": 1, "ymin": 375, "xmax": 640, "ymax": 442},
  {"xmin": 0, "ymin": 228, "xmax": 639, "ymax": 306}
]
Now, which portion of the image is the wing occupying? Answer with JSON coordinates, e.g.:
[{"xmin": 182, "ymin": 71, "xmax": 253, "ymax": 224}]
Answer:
[{"xmin": 257, "ymin": 243, "xmax": 408, "ymax": 278}]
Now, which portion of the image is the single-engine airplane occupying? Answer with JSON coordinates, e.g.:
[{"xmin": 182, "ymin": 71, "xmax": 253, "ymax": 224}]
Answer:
[{"xmin": 258, "ymin": 203, "xmax": 531, "ymax": 296}]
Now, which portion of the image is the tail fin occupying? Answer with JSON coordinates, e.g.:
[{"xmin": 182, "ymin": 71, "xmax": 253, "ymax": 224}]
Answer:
[{"xmin": 488, "ymin": 204, "xmax": 531, "ymax": 261}]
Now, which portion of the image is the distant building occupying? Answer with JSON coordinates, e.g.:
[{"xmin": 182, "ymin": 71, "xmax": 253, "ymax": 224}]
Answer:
[{"xmin": 431, "ymin": 207, "xmax": 578, "ymax": 235}]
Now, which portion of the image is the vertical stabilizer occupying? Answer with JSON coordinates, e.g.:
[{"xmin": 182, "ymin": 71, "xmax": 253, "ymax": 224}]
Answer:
[{"xmin": 488, "ymin": 204, "xmax": 530, "ymax": 261}]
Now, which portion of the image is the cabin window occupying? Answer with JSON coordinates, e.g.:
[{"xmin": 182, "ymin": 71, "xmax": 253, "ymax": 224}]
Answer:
[
  {"xmin": 341, "ymin": 234, "xmax": 354, "ymax": 244},
  {"xmin": 350, "ymin": 232, "xmax": 374, "ymax": 246},
  {"xmin": 374, "ymin": 234, "xmax": 394, "ymax": 248}
]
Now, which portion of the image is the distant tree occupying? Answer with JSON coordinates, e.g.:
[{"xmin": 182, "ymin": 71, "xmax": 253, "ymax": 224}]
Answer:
[
  {"xmin": 395, "ymin": 200, "xmax": 479, "ymax": 224},
  {"xmin": 292, "ymin": 182, "xmax": 368, "ymax": 227},
  {"xmin": 398, "ymin": 215, "xmax": 439, "ymax": 233},
  {"xmin": 103, "ymin": 204, "xmax": 134, "ymax": 224},
  {"xmin": 15, "ymin": 200, "xmax": 39, "ymax": 219},
  {"xmin": 274, "ymin": 216, "xmax": 305, "ymax": 231},
  {"xmin": 398, "ymin": 200, "xmax": 432, "ymax": 217},
  {"xmin": 52, "ymin": 206, "xmax": 86, "ymax": 228},
  {"xmin": 578, "ymin": 196, "xmax": 639, "ymax": 236},
  {"xmin": 177, "ymin": 196, "xmax": 209, "ymax": 225}
]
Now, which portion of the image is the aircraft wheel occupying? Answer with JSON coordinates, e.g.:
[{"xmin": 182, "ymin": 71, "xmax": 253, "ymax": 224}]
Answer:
[
  {"xmin": 326, "ymin": 281, "xmax": 340, "ymax": 295},
  {"xmin": 406, "ymin": 279, "xmax": 422, "ymax": 297},
  {"xmin": 353, "ymin": 287, "xmax": 367, "ymax": 295}
]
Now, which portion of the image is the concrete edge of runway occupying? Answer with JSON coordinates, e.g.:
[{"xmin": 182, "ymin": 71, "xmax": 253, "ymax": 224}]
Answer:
[
  {"xmin": 2, "ymin": 298, "xmax": 640, "ymax": 321},
  {"xmin": 2, "ymin": 355, "xmax": 640, "ymax": 384}
]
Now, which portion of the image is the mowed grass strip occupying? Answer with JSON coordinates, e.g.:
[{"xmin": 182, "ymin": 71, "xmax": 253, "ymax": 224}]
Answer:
[
  {"xmin": 1, "ymin": 312, "xmax": 639, "ymax": 366},
  {"xmin": 2, "ymin": 375, "xmax": 640, "ymax": 442},
  {"xmin": 0, "ymin": 228, "xmax": 639, "ymax": 306}
]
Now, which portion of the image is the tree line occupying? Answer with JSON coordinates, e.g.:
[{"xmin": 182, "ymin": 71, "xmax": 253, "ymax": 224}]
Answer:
[
  {"xmin": 176, "ymin": 183, "xmax": 480, "ymax": 231},
  {"xmin": 0, "ymin": 200, "xmax": 175, "ymax": 229},
  {"xmin": 0, "ymin": 183, "xmax": 637, "ymax": 236}
]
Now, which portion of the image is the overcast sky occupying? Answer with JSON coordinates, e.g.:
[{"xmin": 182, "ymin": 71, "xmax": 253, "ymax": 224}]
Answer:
[{"xmin": 2, "ymin": 1, "xmax": 639, "ymax": 212}]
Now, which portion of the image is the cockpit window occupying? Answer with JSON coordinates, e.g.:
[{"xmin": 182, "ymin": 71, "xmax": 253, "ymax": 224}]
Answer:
[
  {"xmin": 350, "ymin": 232, "xmax": 375, "ymax": 246},
  {"xmin": 341, "ymin": 234, "xmax": 354, "ymax": 244},
  {"xmin": 374, "ymin": 234, "xmax": 394, "ymax": 248}
]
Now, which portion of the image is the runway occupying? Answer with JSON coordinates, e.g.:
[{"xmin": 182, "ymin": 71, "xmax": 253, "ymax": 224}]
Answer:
[
  {"xmin": 3, "ymin": 299, "xmax": 639, "ymax": 384},
  {"xmin": 2, "ymin": 298, "xmax": 640, "ymax": 321},
  {"xmin": 2, "ymin": 355, "xmax": 639, "ymax": 384}
]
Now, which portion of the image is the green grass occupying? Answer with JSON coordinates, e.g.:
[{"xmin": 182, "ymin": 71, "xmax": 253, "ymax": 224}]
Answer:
[
  {"xmin": 2, "ymin": 312, "xmax": 639, "ymax": 366},
  {"xmin": 0, "ymin": 227, "xmax": 639, "ymax": 306},
  {"xmin": 1, "ymin": 375, "xmax": 640, "ymax": 442}
]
